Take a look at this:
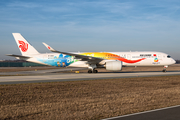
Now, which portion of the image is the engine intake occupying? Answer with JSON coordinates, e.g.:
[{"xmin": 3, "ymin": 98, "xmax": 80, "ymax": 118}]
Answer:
[{"xmin": 106, "ymin": 61, "xmax": 122, "ymax": 71}]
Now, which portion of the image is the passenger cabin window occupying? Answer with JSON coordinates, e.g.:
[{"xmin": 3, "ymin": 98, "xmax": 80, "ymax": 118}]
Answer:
[{"xmin": 167, "ymin": 55, "xmax": 171, "ymax": 58}]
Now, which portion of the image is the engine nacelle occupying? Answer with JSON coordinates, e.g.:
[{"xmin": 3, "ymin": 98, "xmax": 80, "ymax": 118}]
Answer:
[{"xmin": 106, "ymin": 61, "xmax": 122, "ymax": 71}]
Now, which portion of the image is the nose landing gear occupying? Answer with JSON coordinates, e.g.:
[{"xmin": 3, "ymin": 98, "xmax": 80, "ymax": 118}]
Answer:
[{"xmin": 162, "ymin": 66, "xmax": 168, "ymax": 72}]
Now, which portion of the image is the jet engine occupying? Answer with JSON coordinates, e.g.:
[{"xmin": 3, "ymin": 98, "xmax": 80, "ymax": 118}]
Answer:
[{"xmin": 105, "ymin": 61, "xmax": 122, "ymax": 71}]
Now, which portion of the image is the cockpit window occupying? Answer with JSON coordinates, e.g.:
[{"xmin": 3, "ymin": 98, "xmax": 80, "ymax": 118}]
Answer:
[{"xmin": 167, "ymin": 55, "xmax": 171, "ymax": 58}]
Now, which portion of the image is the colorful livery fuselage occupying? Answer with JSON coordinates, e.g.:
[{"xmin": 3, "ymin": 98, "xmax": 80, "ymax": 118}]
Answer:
[
  {"xmin": 25, "ymin": 52, "xmax": 175, "ymax": 67},
  {"xmin": 7, "ymin": 33, "xmax": 176, "ymax": 73}
]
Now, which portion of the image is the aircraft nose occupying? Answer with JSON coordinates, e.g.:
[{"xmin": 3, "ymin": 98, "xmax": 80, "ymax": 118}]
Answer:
[{"xmin": 171, "ymin": 59, "xmax": 176, "ymax": 64}]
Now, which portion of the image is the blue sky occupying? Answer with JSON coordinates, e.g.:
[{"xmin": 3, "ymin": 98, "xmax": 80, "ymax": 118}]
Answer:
[{"xmin": 0, "ymin": 0, "xmax": 180, "ymax": 60}]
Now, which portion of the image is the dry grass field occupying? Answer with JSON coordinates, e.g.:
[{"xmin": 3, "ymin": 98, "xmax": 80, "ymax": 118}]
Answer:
[{"xmin": 1, "ymin": 75, "xmax": 180, "ymax": 120}]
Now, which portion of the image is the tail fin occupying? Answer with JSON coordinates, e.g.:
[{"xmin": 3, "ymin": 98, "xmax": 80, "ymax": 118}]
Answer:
[{"xmin": 12, "ymin": 33, "xmax": 39, "ymax": 56}]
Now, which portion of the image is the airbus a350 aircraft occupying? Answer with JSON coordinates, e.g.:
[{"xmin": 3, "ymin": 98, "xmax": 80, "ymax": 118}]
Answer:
[{"xmin": 7, "ymin": 33, "xmax": 176, "ymax": 73}]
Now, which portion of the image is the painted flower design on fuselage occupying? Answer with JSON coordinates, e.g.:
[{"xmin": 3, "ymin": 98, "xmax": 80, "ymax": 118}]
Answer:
[{"xmin": 37, "ymin": 54, "xmax": 76, "ymax": 67}]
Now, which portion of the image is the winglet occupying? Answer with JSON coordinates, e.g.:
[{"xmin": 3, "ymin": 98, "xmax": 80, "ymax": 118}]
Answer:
[{"xmin": 42, "ymin": 42, "xmax": 56, "ymax": 52}]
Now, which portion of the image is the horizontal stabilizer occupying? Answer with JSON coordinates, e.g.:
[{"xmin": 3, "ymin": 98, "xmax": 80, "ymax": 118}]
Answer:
[{"xmin": 6, "ymin": 54, "xmax": 30, "ymax": 58}]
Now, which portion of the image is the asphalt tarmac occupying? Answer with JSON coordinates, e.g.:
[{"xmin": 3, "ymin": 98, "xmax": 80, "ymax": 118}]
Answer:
[
  {"xmin": 0, "ymin": 67, "xmax": 85, "ymax": 75},
  {"xmin": 102, "ymin": 105, "xmax": 180, "ymax": 120},
  {"xmin": 0, "ymin": 70, "xmax": 180, "ymax": 84}
]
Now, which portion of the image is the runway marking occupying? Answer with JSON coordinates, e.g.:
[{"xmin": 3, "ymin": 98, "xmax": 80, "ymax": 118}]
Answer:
[{"xmin": 102, "ymin": 104, "xmax": 180, "ymax": 120}]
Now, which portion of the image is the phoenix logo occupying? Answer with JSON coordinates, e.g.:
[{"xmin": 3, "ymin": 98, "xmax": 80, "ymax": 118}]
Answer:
[
  {"xmin": 18, "ymin": 40, "xmax": 28, "ymax": 52},
  {"xmin": 48, "ymin": 46, "xmax": 51, "ymax": 49}
]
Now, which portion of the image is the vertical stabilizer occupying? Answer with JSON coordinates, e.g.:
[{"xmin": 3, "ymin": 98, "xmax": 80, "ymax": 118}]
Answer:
[{"xmin": 12, "ymin": 33, "xmax": 39, "ymax": 56}]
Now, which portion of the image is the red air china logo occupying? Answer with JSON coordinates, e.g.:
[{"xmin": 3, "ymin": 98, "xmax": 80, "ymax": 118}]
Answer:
[
  {"xmin": 48, "ymin": 46, "xmax": 51, "ymax": 49},
  {"xmin": 18, "ymin": 40, "xmax": 28, "ymax": 52}
]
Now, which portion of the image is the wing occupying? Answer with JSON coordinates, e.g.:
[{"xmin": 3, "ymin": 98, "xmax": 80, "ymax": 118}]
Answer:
[{"xmin": 42, "ymin": 42, "xmax": 103, "ymax": 63}]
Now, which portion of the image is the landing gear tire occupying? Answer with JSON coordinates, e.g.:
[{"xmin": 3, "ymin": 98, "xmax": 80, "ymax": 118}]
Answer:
[
  {"xmin": 88, "ymin": 70, "xmax": 92, "ymax": 73},
  {"xmin": 162, "ymin": 69, "xmax": 166, "ymax": 72},
  {"xmin": 93, "ymin": 70, "xmax": 98, "ymax": 73},
  {"xmin": 88, "ymin": 69, "xmax": 98, "ymax": 73}
]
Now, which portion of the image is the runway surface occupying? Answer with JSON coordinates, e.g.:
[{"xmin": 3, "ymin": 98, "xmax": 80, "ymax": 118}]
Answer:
[
  {"xmin": 103, "ymin": 105, "xmax": 180, "ymax": 120},
  {"xmin": 0, "ymin": 70, "xmax": 180, "ymax": 84},
  {"xmin": 0, "ymin": 67, "xmax": 85, "ymax": 75}
]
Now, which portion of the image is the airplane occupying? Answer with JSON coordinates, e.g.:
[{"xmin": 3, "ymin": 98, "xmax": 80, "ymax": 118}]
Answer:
[{"xmin": 7, "ymin": 33, "xmax": 176, "ymax": 73}]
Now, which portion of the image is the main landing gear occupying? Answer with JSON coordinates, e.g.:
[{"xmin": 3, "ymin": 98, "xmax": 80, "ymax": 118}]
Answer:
[
  {"xmin": 162, "ymin": 66, "xmax": 168, "ymax": 72},
  {"xmin": 88, "ymin": 69, "xmax": 98, "ymax": 73},
  {"xmin": 88, "ymin": 64, "xmax": 98, "ymax": 73}
]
